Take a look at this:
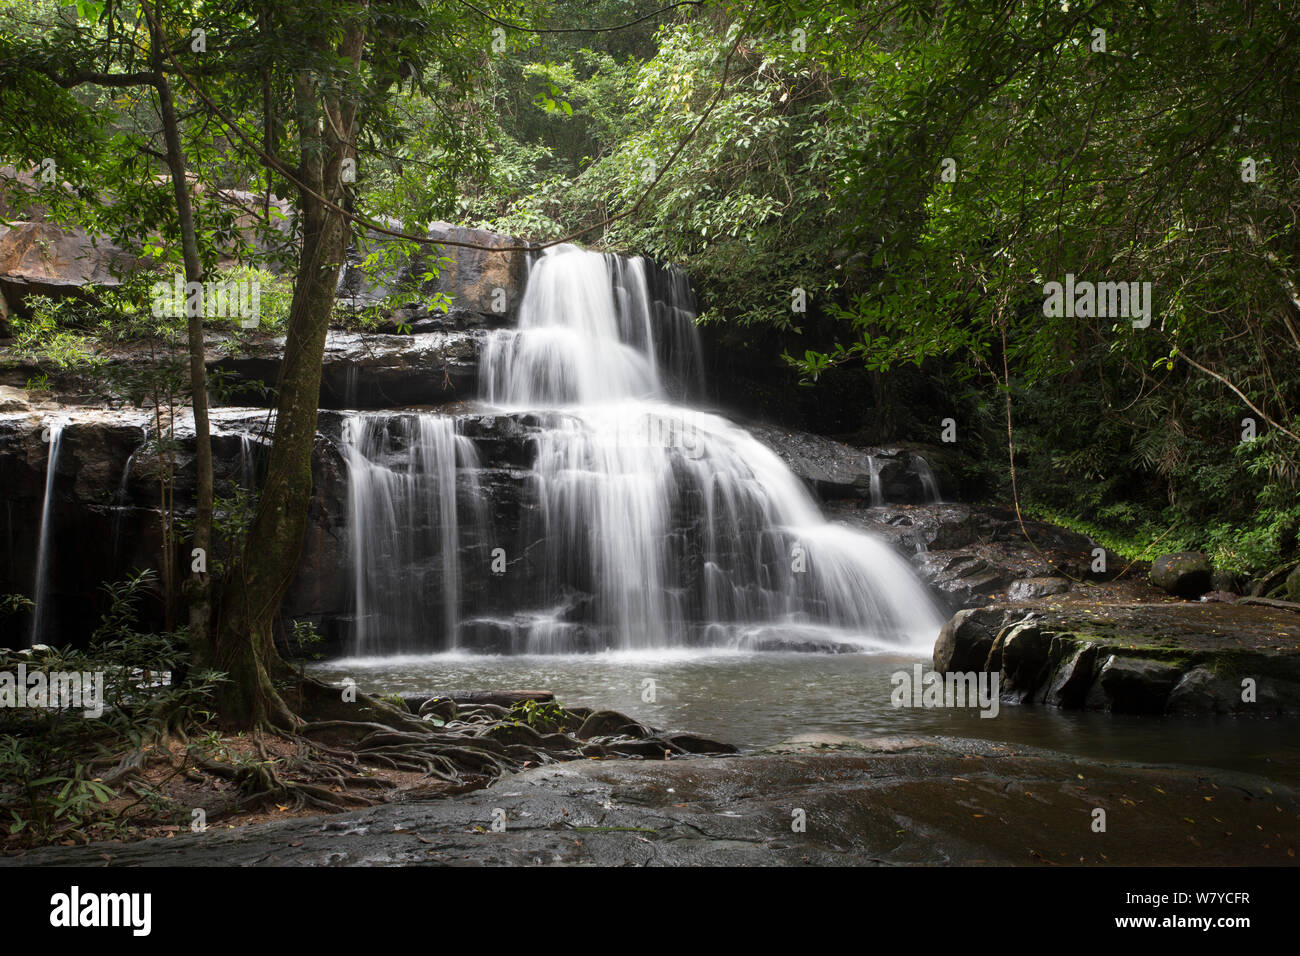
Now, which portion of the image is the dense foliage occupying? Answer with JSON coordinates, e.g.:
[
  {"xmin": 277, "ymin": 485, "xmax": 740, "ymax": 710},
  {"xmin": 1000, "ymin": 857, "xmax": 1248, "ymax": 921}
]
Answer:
[
  {"xmin": 2, "ymin": 0, "xmax": 1297, "ymax": 586},
  {"xmin": 445, "ymin": 1, "xmax": 1300, "ymax": 578}
]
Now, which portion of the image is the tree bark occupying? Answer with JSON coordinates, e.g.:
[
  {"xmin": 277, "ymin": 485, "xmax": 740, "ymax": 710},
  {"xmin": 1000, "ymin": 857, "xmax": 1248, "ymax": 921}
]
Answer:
[
  {"xmin": 149, "ymin": 3, "xmax": 213, "ymax": 665},
  {"xmin": 212, "ymin": 20, "xmax": 364, "ymax": 728}
]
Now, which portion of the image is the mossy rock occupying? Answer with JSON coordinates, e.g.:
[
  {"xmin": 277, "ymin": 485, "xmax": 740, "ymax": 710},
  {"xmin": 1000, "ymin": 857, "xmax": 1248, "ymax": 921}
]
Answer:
[{"xmin": 1150, "ymin": 552, "xmax": 1212, "ymax": 598}]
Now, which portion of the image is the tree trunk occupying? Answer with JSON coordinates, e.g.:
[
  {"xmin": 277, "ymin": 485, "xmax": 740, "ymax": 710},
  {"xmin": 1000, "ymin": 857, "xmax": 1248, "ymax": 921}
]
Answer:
[
  {"xmin": 212, "ymin": 24, "xmax": 363, "ymax": 728},
  {"xmin": 149, "ymin": 4, "xmax": 213, "ymax": 665}
]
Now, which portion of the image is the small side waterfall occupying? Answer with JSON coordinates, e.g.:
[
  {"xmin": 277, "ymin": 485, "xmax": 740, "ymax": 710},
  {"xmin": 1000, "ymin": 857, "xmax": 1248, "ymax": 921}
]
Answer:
[
  {"xmin": 914, "ymin": 456, "xmax": 942, "ymax": 504},
  {"xmin": 29, "ymin": 420, "xmax": 65, "ymax": 645},
  {"xmin": 867, "ymin": 454, "xmax": 884, "ymax": 507},
  {"xmin": 111, "ymin": 426, "xmax": 148, "ymax": 562},
  {"xmin": 344, "ymin": 414, "xmax": 484, "ymax": 656},
  {"xmin": 238, "ymin": 435, "xmax": 255, "ymax": 490}
]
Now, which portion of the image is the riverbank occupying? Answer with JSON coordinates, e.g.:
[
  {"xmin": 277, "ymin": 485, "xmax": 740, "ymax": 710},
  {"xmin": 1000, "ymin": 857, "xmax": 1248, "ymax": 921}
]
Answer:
[{"xmin": 8, "ymin": 734, "xmax": 1296, "ymax": 866}]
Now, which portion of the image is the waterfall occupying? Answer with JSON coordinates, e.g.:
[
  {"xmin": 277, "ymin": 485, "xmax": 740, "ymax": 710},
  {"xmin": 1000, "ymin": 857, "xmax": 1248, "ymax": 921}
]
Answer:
[
  {"xmin": 344, "ymin": 413, "xmax": 483, "ymax": 656},
  {"xmin": 867, "ymin": 454, "xmax": 884, "ymax": 507},
  {"xmin": 481, "ymin": 249, "xmax": 702, "ymax": 407},
  {"xmin": 238, "ymin": 435, "xmax": 255, "ymax": 490},
  {"xmin": 110, "ymin": 428, "xmax": 146, "ymax": 563},
  {"xmin": 345, "ymin": 243, "xmax": 944, "ymax": 655},
  {"xmin": 514, "ymin": 402, "xmax": 942, "ymax": 650},
  {"xmin": 29, "ymin": 420, "xmax": 65, "ymax": 646},
  {"xmin": 914, "ymin": 456, "xmax": 942, "ymax": 503}
]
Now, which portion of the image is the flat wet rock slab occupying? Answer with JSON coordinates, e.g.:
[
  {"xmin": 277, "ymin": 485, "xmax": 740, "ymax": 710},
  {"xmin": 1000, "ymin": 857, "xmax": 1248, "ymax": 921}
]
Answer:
[{"xmin": 9, "ymin": 738, "xmax": 1297, "ymax": 867}]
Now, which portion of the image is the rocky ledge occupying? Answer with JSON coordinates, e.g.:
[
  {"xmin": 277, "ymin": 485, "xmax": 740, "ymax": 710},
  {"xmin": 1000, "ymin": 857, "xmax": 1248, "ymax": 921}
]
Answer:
[
  {"xmin": 0, "ymin": 328, "xmax": 487, "ymax": 411},
  {"xmin": 934, "ymin": 601, "xmax": 1300, "ymax": 716},
  {"xmin": 7, "ymin": 735, "xmax": 1296, "ymax": 866},
  {"xmin": 827, "ymin": 500, "xmax": 1114, "ymax": 612}
]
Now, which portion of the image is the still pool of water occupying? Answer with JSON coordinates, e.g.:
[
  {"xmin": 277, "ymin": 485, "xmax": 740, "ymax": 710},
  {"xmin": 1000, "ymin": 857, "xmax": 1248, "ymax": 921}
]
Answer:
[{"xmin": 311, "ymin": 650, "xmax": 1300, "ymax": 784}]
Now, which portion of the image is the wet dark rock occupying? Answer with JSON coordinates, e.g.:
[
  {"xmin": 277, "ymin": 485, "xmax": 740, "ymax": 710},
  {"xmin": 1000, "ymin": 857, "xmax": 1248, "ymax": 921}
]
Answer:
[
  {"xmin": 575, "ymin": 710, "xmax": 652, "ymax": 740},
  {"xmin": 417, "ymin": 698, "xmax": 457, "ymax": 722},
  {"xmin": 1042, "ymin": 641, "xmax": 1099, "ymax": 708},
  {"xmin": 932, "ymin": 608, "xmax": 1002, "ymax": 674},
  {"xmin": 665, "ymin": 734, "xmax": 737, "ymax": 755},
  {"xmin": 1150, "ymin": 551, "xmax": 1212, "ymax": 598},
  {"xmin": 1007, "ymin": 577, "xmax": 1071, "ymax": 601},
  {"xmin": 827, "ymin": 501, "xmax": 1104, "ymax": 613},
  {"xmin": 735, "ymin": 626, "xmax": 862, "ymax": 654},
  {"xmin": 934, "ymin": 602, "xmax": 1300, "ymax": 716},
  {"xmin": 1085, "ymin": 655, "xmax": 1184, "ymax": 713},
  {"xmin": 9, "ymin": 740, "xmax": 1295, "ymax": 866},
  {"xmin": 1210, "ymin": 570, "xmax": 1240, "ymax": 594},
  {"xmin": 746, "ymin": 425, "xmax": 948, "ymax": 503},
  {"xmin": 1165, "ymin": 666, "xmax": 1250, "ymax": 716},
  {"xmin": 1238, "ymin": 596, "xmax": 1300, "ymax": 613},
  {"xmin": 213, "ymin": 330, "xmax": 484, "ymax": 410},
  {"xmin": 1200, "ymin": 590, "xmax": 1238, "ymax": 603}
]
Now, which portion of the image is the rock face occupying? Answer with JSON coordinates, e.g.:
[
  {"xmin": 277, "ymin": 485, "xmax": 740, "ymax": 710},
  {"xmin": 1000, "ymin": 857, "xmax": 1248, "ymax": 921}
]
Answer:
[
  {"xmin": 0, "ymin": 221, "xmax": 139, "ymax": 302},
  {"xmin": 0, "ymin": 170, "xmax": 296, "ymax": 315},
  {"xmin": 933, "ymin": 602, "xmax": 1300, "ymax": 715},
  {"xmin": 335, "ymin": 223, "xmax": 529, "ymax": 323},
  {"xmin": 1150, "ymin": 551, "xmax": 1213, "ymax": 598},
  {"xmin": 747, "ymin": 425, "xmax": 949, "ymax": 503},
  {"xmin": 1, "ymin": 168, "xmax": 523, "ymax": 325},
  {"xmin": 827, "ymin": 500, "xmax": 1107, "ymax": 612},
  {"xmin": 0, "ymin": 327, "xmax": 488, "ymax": 411},
  {"xmin": 212, "ymin": 330, "xmax": 485, "ymax": 410},
  {"xmin": 0, "ymin": 399, "xmax": 1132, "ymax": 651}
]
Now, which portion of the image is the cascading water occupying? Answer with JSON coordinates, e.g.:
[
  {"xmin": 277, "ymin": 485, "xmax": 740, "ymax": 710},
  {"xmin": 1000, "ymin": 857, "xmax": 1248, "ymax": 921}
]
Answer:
[
  {"xmin": 344, "ymin": 414, "xmax": 485, "ymax": 656},
  {"xmin": 867, "ymin": 454, "xmax": 884, "ymax": 507},
  {"xmin": 110, "ymin": 428, "xmax": 145, "ymax": 562},
  {"xmin": 29, "ymin": 420, "xmax": 65, "ymax": 646},
  {"xmin": 238, "ymin": 435, "xmax": 255, "ymax": 490},
  {"xmin": 914, "ymin": 457, "xmax": 942, "ymax": 504},
  {"xmin": 480, "ymin": 251, "xmax": 702, "ymax": 406},
  {"xmin": 345, "ymin": 244, "xmax": 944, "ymax": 654}
]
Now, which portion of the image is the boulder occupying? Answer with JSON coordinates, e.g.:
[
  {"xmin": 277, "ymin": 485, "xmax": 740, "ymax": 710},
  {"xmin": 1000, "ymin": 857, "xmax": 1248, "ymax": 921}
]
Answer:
[
  {"xmin": 1165, "ymin": 666, "xmax": 1244, "ymax": 716},
  {"xmin": 1007, "ymin": 576, "xmax": 1071, "ymax": 601},
  {"xmin": 1210, "ymin": 570, "xmax": 1239, "ymax": 594},
  {"xmin": 1041, "ymin": 640, "xmax": 1099, "ymax": 708},
  {"xmin": 1085, "ymin": 655, "xmax": 1184, "ymax": 713},
  {"xmin": 931, "ymin": 601, "xmax": 1300, "ymax": 716},
  {"xmin": 933, "ymin": 607, "xmax": 1003, "ymax": 672},
  {"xmin": 575, "ymin": 710, "xmax": 652, "ymax": 740},
  {"xmin": 1150, "ymin": 551, "xmax": 1212, "ymax": 598}
]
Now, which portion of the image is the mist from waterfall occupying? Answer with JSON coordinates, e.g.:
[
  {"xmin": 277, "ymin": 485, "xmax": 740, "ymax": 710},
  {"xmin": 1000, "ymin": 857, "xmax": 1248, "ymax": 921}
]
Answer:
[{"xmin": 346, "ymin": 244, "xmax": 944, "ymax": 654}]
